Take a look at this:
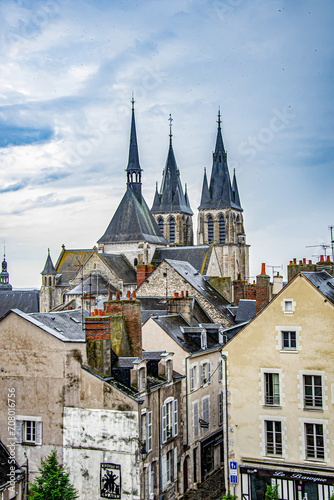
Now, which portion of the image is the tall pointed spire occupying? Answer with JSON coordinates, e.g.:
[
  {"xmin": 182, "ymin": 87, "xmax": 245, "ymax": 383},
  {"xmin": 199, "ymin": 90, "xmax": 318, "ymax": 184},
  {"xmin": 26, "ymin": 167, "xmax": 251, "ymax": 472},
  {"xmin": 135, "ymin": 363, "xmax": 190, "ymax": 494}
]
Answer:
[
  {"xmin": 126, "ymin": 96, "xmax": 143, "ymax": 202},
  {"xmin": 232, "ymin": 169, "xmax": 242, "ymax": 209},
  {"xmin": 215, "ymin": 107, "xmax": 225, "ymax": 154},
  {"xmin": 0, "ymin": 246, "xmax": 12, "ymax": 290},
  {"xmin": 41, "ymin": 248, "xmax": 57, "ymax": 275},
  {"xmin": 199, "ymin": 168, "xmax": 210, "ymax": 206}
]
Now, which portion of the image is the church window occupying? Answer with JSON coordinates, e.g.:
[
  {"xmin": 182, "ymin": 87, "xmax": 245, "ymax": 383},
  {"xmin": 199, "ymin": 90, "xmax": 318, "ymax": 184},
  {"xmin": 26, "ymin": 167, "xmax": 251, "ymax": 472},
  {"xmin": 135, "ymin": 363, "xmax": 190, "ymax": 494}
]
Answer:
[
  {"xmin": 219, "ymin": 216, "xmax": 225, "ymax": 244},
  {"xmin": 134, "ymin": 258, "xmax": 138, "ymax": 267},
  {"xmin": 208, "ymin": 216, "xmax": 214, "ymax": 243},
  {"xmin": 158, "ymin": 218, "xmax": 164, "ymax": 236},
  {"xmin": 48, "ymin": 277, "xmax": 52, "ymax": 286},
  {"xmin": 169, "ymin": 218, "xmax": 175, "ymax": 243}
]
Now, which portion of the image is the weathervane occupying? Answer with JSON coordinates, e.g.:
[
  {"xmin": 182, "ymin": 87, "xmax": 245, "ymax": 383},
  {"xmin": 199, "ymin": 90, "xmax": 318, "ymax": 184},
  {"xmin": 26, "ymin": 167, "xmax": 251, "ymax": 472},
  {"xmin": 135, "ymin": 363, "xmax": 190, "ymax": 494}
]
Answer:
[{"xmin": 169, "ymin": 113, "xmax": 173, "ymax": 145}]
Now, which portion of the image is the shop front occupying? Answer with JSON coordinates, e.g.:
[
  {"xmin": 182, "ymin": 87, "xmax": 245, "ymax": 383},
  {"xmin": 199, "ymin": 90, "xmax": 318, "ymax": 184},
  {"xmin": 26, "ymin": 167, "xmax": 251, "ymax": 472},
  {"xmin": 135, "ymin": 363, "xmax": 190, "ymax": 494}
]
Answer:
[
  {"xmin": 200, "ymin": 430, "xmax": 224, "ymax": 482},
  {"xmin": 240, "ymin": 464, "xmax": 334, "ymax": 500}
]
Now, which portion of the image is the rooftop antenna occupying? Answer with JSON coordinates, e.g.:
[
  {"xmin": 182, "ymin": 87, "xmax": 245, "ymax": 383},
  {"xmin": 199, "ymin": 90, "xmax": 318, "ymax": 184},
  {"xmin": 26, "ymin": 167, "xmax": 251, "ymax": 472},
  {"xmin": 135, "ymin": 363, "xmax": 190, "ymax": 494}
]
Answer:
[
  {"xmin": 329, "ymin": 225, "xmax": 334, "ymax": 264},
  {"xmin": 305, "ymin": 244, "xmax": 330, "ymax": 258},
  {"xmin": 267, "ymin": 265, "xmax": 283, "ymax": 279}
]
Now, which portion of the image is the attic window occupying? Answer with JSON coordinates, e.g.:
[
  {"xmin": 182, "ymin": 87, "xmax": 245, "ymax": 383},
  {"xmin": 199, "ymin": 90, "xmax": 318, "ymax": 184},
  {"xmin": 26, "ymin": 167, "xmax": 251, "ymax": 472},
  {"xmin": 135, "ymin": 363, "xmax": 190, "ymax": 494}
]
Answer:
[
  {"xmin": 327, "ymin": 281, "xmax": 334, "ymax": 290},
  {"xmin": 54, "ymin": 327, "xmax": 63, "ymax": 333}
]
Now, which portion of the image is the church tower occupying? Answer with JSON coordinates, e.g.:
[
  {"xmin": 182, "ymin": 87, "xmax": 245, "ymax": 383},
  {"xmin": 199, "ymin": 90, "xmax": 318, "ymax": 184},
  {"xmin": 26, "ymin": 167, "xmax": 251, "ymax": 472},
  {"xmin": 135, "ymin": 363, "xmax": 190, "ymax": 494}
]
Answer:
[
  {"xmin": 151, "ymin": 115, "xmax": 193, "ymax": 245},
  {"xmin": 40, "ymin": 248, "xmax": 57, "ymax": 312},
  {"xmin": 197, "ymin": 111, "xmax": 249, "ymax": 280},
  {"xmin": 97, "ymin": 99, "xmax": 168, "ymax": 266},
  {"xmin": 0, "ymin": 250, "xmax": 12, "ymax": 291}
]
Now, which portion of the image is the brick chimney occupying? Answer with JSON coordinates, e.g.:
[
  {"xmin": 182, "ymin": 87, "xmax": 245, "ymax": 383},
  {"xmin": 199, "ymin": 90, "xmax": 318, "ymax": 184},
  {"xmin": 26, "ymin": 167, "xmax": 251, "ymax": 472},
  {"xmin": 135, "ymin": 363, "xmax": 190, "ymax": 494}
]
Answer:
[
  {"xmin": 256, "ymin": 263, "xmax": 270, "ymax": 313},
  {"xmin": 167, "ymin": 291, "xmax": 193, "ymax": 325},
  {"xmin": 232, "ymin": 274, "xmax": 246, "ymax": 306},
  {"xmin": 136, "ymin": 264, "xmax": 154, "ymax": 288},
  {"xmin": 85, "ymin": 294, "xmax": 142, "ymax": 376}
]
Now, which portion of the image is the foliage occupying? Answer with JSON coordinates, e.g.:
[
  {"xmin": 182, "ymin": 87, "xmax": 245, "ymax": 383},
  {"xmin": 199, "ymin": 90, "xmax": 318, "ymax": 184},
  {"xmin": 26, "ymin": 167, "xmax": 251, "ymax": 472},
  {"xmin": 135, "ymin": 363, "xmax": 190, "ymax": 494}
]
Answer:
[
  {"xmin": 222, "ymin": 493, "xmax": 237, "ymax": 500},
  {"xmin": 265, "ymin": 484, "xmax": 279, "ymax": 500},
  {"xmin": 28, "ymin": 449, "xmax": 78, "ymax": 500}
]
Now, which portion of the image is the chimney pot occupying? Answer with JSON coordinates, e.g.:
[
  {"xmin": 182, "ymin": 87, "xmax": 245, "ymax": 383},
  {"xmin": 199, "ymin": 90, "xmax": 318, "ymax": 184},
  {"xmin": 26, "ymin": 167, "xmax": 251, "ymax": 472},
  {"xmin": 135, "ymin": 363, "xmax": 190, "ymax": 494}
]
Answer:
[
  {"xmin": 309, "ymin": 260, "xmax": 312, "ymax": 264},
  {"xmin": 326, "ymin": 256, "xmax": 331, "ymax": 262},
  {"xmin": 91, "ymin": 311, "xmax": 94, "ymax": 316},
  {"xmin": 133, "ymin": 290, "xmax": 136, "ymax": 299},
  {"xmin": 237, "ymin": 273, "xmax": 241, "ymax": 280},
  {"xmin": 320, "ymin": 255, "xmax": 324, "ymax": 262},
  {"xmin": 185, "ymin": 290, "xmax": 189, "ymax": 297},
  {"xmin": 98, "ymin": 309, "xmax": 102, "ymax": 316},
  {"xmin": 289, "ymin": 261, "xmax": 292, "ymax": 265},
  {"xmin": 108, "ymin": 291, "xmax": 113, "ymax": 300},
  {"xmin": 181, "ymin": 290, "xmax": 184, "ymax": 298},
  {"xmin": 303, "ymin": 258, "xmax": 306, "ymax": 264},
  {"xmin": 299, "ymin": 260, "xmax": 302, "ymax": 265},
  {"xmin": 174, "ymin": 292, "xmax": 179, "ymax": 298},
  {"xmin": 127, "ymin": 291, "xmax": 131, "ymax": 300},
  {"xmin": 261, "ymin": 263, "xmax": 266, "ymax": 275},
  {"xmin": 94, "ymin": 308, "xmax": 98, "ymax": 316},
  {"xmin": 116, "ymin": 291, "xmax": 121, "ymax": 300},
  {"xmin": 293, "ymin": 258, "xmax": 297, "ymax": 264}
]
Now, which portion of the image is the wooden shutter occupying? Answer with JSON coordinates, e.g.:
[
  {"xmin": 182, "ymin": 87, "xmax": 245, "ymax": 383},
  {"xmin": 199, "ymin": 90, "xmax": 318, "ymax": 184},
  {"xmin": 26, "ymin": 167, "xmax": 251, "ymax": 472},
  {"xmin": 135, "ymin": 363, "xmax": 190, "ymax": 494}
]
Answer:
[
  {"xmin": 147, "ymin": 411, "xmax": 152, "ymax": 452},
  {"xmin": 172, "ymin": 400, "xmax": 178, "ymax": 437},
  {"xmin": 207, "ymin": 362, "xmax": 211, "ymax": 384},
  {"xmin": 174, "ymin": 447, "xmax": 178, "ymax": 484},
  {"xmin": 36, "ymin": 421, "xmax": 42, "ymax": 445},
  {"xmin": 218, "ymin": 360, "xmax": 222, "ymax": 382},
  {"xmin": 162, "ymin": 453, "xmax": 167, "ymax": 491},
  {"xmin": 203, "ymin": 397, "xmax": 210, "ymax": 429},
  {"xmin": 200, "ymin": 364, "xmax": 205, "ymax": 386},
  {"xmin": 162, "ymin": 404, "xmax": 167, "ymax": 443},
  {"xmin": 190, "ymin": 367, "xmax": 194, "ymax": 391},
  {"xmin": 193, "ymin": 402, "xmax": 199, "ymax": 440},
  {"xmin": 218, "ymin": 392, "xmax": 223, "ymax": 426}
]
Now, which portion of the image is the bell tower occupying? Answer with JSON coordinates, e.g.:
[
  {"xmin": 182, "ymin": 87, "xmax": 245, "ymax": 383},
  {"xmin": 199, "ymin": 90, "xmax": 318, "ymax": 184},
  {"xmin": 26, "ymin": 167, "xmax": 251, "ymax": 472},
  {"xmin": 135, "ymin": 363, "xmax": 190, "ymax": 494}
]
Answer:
[
  {"xmin": 40, "ymin": 248, "xmax": 57, "ymax": 312},
  {"xmin": 0, "ymin": 249, "xmax": 12, "ymax": 291}
]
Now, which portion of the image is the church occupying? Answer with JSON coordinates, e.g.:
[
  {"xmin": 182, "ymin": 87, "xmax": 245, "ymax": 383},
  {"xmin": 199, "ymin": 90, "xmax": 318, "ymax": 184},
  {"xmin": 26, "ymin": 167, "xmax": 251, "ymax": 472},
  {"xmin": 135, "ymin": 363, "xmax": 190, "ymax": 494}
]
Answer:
[{"xmin": 40, "ymin": 101, "xmax": 249, "ymax": 313}]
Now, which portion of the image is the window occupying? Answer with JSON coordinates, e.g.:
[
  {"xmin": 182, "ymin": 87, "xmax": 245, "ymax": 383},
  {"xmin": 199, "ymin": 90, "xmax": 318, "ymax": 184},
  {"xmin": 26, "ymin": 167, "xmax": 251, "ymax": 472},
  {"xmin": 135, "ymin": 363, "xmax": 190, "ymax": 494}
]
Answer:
[
  {"xmin": 305, "ymin": 423, "xmax": 324, "ymax": 460},
  {"xmin": 304, "ymin": 375, "xmax": 322, "ymax": 409},
  {"xmin": 282, "ymin": 331, "xmax": 296, "ymax": 350},
  {"xmin": 266, "ymin": 421, "xmax": 282, "ymax": 456},
  {"xmin": 169, "ymin": 218, "xmax": 175, "ymax": 243},
  {"xmin": 201, "ymin": 329, "xmax": 207, "ymax": 350},
  {"xmin": 162, "ymin": 399, "xmax": 178, "ymax": 443},
  {"xmin": 285, "ymin": 300, "xmax": 293, "ymax": 312},
  {"xmin": 265, "ymin": 373, "xmax": 280, "ymax": 406},
  {"xmin": 218, "ymin": 392, "xmax": 223, "ymax": 426},
  {"xmin": 208, "ymin": 216, "xmax": 214, "ymax": 243},
  {"xmin": 147, "ymin": 411, "xmax": 152, "ymax": 452},
  {"xmin": 218, "ymin": 360, "xmax": 223, "ymax": 383},
  {"xmin": 200, "ymin": 362, "xmax": 211, "ymax": 386},
  {"xmin": 219, "ymin": 215, "xmax": 225, "ymax": 243},
  {"xmin": 202, "ymin": 397, "xmax": 210, "ymax": 432},
  {"xmin": 158, "ymin": 218, "xmax": 164, "ymax": 236},
  {"xmin": 193, "ymin": 402, "xmax": 199, "ymax": 440},
  {"xmin": 166, "ymin": 450, "xmax": 172, "ymax": 484},
  {"xmin": 190, "ymin": 365, "xmax": 197, "ymax": 391},
  {"xmin": 138, "ymin": 367, "xmax": 146, "ymax": 391},
  {"xmin": 16, "ymin": 419, "xmax": 42, "ymax": 445},
  {"xmin": 148, "ymin": 463, "xmax": 154, "ymax": 499}
]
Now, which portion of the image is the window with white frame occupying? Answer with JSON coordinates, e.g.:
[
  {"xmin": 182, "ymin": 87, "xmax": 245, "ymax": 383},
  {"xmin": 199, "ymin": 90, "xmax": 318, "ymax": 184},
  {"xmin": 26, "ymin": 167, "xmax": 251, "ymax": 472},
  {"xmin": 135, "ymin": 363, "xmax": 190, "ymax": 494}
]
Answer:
[
  {"xmin": 162, "ymin": 399, "xmax": 178, "ymax": 443},
  {"xmin": 281, "ymin": 330, "xmax": 297, "ymax": 350},
  {"xmin": 16, "ymin": 418, "xmax": 42, "ymax": 445},
  {"xmin": 166, "ymin": 450, "xmax": 172, "ymax": 483},
  {"xmin": 265, "ymin": 420, "xmax": 282, "ymax": 456},
  {"xmin": 304, "ymin": 375, "xmax": 323, "ymax": 409},
  {"xmin": 193, "ymin": 402, "xmax": 199, "ymax": 440},
  {"xmin": 202, "ymin": 396, "xmax": 210, "ymax": 432},
  {"xmin": 265, "ymin": 373, "xmax": 280, "ymax": 406},
  {"xmin": 190, "ymin": 365, "xmax": 197, "ymax": 391},
  {"xmin": 218, "ymin": 391, "xmax": 223, "ymax": 426},
  {"xmin": 200, "ymin": 362, "xmax": 211, "ymax": 386},
  {"xmin": 305, "ymin": 423, "xmax": 324, "ymax": 460},
  {"xmin": 284, "ymin": 300, "xmax": 293, "ymax": 312}
]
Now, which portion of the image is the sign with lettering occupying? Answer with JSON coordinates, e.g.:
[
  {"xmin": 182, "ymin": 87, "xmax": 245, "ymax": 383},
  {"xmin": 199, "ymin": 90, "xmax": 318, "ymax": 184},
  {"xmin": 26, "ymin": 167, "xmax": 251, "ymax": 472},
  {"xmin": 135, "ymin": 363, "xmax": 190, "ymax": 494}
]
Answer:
[
  {"xmin": 100, "ymin": 463, "xmax": 121, "ymax": 499},
  {"xmin": 240, "ymin": 466, "xmax": 334, "ymax": 486}
]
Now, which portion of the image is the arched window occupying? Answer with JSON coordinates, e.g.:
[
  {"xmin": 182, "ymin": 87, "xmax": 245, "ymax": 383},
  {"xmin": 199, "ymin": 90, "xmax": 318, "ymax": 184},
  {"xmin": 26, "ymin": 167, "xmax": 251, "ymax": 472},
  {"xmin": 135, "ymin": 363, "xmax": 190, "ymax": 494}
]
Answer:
[
  {"xmin": 158, "ymin": 218, "xmax": 164, "ymax": 236},
  {"xmin": 208, "ymin": 216, "xmax": 214, "ymax": 244},
  {"xmin": 134, "ymin": 258, "xmax": 138, "ymax": 267},
  {"xmin": 169, "ymin": 218, "xmax": 175, "ymax": 243},
  {"xmin": 48, "ymin": 276, "xmax": 52, "ymax": 286},
  {"xmin": 219, "ymin": 215, "xmax": 225, "ymax": 244}
]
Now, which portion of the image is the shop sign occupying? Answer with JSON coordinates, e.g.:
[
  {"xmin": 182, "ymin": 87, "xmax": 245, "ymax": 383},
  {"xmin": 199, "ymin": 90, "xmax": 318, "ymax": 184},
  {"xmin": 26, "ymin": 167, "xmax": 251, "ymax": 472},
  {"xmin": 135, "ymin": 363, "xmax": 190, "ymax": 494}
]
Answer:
[
  {"xmin": 240, "ymin": 466, "xmax": 334, "ymax": 486},
  {"xmin": 100, "ymin": 463, "xmax": 121, "ymax": 499}
]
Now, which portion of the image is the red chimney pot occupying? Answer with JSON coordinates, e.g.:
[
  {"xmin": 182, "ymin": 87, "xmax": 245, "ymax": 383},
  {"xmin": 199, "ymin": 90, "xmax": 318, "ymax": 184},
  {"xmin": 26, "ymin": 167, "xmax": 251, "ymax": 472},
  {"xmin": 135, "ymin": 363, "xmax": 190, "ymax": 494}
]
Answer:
[
  {"xmin": 132, "ymin": 290, "xmax": 136, "ymax": 299},
  {"xmin": 116, "ymin": 292, "xmax": 121, "ymax": 300},
  {"xmin": 261, "ymin": 263, "xmax": 266, "ymax": 275}
]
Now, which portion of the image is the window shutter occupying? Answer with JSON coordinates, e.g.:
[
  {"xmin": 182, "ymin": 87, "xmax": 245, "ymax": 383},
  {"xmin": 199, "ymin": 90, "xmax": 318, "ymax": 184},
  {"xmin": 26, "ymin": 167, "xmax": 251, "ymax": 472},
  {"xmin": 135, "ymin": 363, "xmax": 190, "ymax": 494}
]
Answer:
[
  {"xmin": 218, "ymin": 360, "xmax": 222, "ymax": 382},
  {"xmin": 162, "ymin": 454, "xmax": 167, "ymax": 491},
  {"xmin": 36, "ymin": 422, "xmax": 42, "ymax": 445},
  {"xmin": 172, "ymin": 400, "xmax": 178, "ymax": 437},
  {"xmin": 194, "ymin": 402, "xmax": 199, "ymax": 440},
  {"xmin": 207, "ymin": 363, "xmax": 211, "ymax": 384},
  {"xmin": 162, "ymin": 404, "xmax": 167, "ymax": 443},
  {"xmin": 218, "ymin": 392, "xmax": 223, "ymax": 426},
  {"xmin": 148, "ymin": 464, "xmax": 152, "ymax": 497},
  {"xmin": 174, "ymin": 447, "xmax": 178, "ymax": 484},
  {"xmin": 15, "ymin": 420, "xmax": 22, "ymax": 444},
  {"xmin": 203, "ymin": 397, "xmax": 210, "ymax": 429},
  {"xmin": 200, "ymin": 364, "xmax": 205, "ymax": 386},
  {"xmin": 147, "ymin": 411, "xmax": 152, "ymax": 451},
  {"xmin": 190, "ymin": 367, "xmax": 194, "ymax": 391}
]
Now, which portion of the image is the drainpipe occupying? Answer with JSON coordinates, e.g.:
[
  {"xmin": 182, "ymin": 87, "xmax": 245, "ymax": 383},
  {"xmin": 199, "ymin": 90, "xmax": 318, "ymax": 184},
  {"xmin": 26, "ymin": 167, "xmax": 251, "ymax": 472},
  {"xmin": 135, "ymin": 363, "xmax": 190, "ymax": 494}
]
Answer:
[
  {"xmin": 185, "ymin": 355, "xmax": 190, "ymax": 446},
  {"xmin": 158, "ymin": 387, "xmax": 162, "ymax": 500},
  {"xmin": 221, "ymin": 353, "xmax": 229, "ymax": 495}
]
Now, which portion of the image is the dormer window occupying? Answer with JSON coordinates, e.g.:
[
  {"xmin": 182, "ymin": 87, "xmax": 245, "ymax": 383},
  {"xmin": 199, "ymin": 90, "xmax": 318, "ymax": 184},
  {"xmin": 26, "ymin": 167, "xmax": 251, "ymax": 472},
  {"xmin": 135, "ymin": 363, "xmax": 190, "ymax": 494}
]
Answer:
[
  {"xmin": 138, "ymin": 367, "xmax": 146, "ymax": 392},
  {"xmin": 201, "ymin": 329, "xmax": 207, "ymax": 350},
  {"xmin": 166, "ymin": 360, "xmax": 172, "ymax": 382}
]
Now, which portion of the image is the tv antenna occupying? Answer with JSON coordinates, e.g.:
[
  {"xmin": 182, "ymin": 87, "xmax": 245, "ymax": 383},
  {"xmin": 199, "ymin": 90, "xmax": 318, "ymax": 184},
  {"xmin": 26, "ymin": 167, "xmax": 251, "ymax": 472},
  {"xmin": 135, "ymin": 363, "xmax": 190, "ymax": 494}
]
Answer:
[
  {"xmin": 267, "ymin": 265, "xmax": 283, "ymax": 278},
  {"xmin": 305, "ymin": 244, "xmax": 330, "ymax": 258}
]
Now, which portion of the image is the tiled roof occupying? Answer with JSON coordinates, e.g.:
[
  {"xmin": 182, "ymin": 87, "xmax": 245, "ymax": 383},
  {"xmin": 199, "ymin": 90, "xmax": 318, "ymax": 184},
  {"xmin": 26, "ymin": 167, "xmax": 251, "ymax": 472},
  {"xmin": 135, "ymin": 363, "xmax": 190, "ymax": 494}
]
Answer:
[
  {"xmin": 235, "ymin": 299, "xmax": 256, "ymax": 323},
  {"xmin": 66, "ymin": 273, "xmax": 118, "ymax": 295}
]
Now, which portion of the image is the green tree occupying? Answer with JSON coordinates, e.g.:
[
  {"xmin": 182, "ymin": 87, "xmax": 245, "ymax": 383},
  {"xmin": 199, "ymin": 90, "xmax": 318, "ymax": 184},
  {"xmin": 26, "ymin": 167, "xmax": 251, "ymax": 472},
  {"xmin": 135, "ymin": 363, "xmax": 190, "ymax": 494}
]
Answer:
[
  {"xmin": 265, "ymin": 484, "xmax": 279, "ymax": 500},
  {"xmin": 222, "ymin": 493, "xmax": 237, "ymax": 500},
  {"xmin": 29, "ymin": 449, "xmax": 78, "ymax": 499}
]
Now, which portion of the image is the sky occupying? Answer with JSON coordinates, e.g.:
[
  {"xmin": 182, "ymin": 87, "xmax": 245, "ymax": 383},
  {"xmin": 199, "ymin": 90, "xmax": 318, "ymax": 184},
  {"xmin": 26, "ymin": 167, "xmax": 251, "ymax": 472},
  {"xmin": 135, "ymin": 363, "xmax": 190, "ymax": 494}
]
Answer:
[{"xmin": 0, "ymin": 0, "xmax": 333, "ymax": 288}]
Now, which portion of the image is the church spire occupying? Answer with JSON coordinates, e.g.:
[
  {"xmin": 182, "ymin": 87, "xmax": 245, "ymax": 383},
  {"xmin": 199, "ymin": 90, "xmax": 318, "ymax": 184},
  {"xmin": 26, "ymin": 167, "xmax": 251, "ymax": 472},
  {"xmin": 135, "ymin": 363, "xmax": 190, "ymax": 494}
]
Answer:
[
  {"xmin": 232, "ymin": 169, "xmax": 242, "ymax": 209},
  {"xmin": 199, "ymin": 168, "xmax": 210, "ymax": 206},
  {"xmin": 41, "ymin": 248, "xmax": 57, "ymax": 275},
  {"xmin": 0, "ymin": 246, "xmax": 12, "ymax": 290},
  {"xmin": 215, "ymin": 107, "xmax": 225, "ymax": 154},
  {"xmin": 126, "ymin": 96, "xmax": 142, "ymax": 202}
]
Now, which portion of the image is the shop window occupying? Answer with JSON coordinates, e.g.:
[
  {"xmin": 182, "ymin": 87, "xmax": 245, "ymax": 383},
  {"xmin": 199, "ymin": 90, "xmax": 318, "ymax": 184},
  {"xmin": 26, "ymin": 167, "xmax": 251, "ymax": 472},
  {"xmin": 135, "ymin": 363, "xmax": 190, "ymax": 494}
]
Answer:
[
  {"xmin": 305, "ymin": 423, "xmax": 324, "ymax": 460},
  {"xmin": 304, "ymin": 375, "xmax": 322, "ymax": 409},
  {"xmin": 265, "ymin": 420, "xmax": 282, "ymax": 456},
  {"xmin": 265, "ymin": 373, "xmax": 280, "ymax": 406}
]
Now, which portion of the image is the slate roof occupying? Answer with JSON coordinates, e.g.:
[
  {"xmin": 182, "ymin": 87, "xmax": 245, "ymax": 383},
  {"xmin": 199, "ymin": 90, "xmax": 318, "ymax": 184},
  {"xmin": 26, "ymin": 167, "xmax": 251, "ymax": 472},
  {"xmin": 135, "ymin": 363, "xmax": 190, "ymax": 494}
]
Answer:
[
  {"xmin": 55, "ymin": 249, "xmax": 94, "ymax": 286},
  {"xmin": 220, "ymin": 321, "xmax": 249, "ymax": 343},
  {"xmin": 99, "ymin": 253, "xmax": 136, "ymax": 284},
  {"xmin": 66, "ymin": 272, "xmax": 118, "ymax": 296},
  {"xmin": 138, "ymin": 296, "xmax": 211, "ymax": 325},
  {"xmin": 152, "ymin": 245, "xmax": 212, "ymax": 274},
  {"xmin": 0, "ymin": 308, "xmax": 88, "ymax": 342},
  {"xmin": 151, "ymin": 314, "xmax": 221, "ymax": 354},
  {"xmin": 163, "ymin": 259, "xmax": 234, "ymax": 323},
  {"xmin": 41, "ymin": 249, "xmax": 56, "ymax": 275},
  {"xmin": 98, "ymin": 186, "xmax": 168, "ymax": 245},
  {"xmin": 302, "ymin": 271, "xmax": 334, "ymax": 303},
  {"xmin": 0, "ymin": 441, "xmax": 24, "ymax": 487},
  {"xmin": 235, "ymin": 299, "xmax": 256, "ymax": 323},
  {"xmin": 0, "ymin": 289, "xmax": 39, "ymax": 318}
]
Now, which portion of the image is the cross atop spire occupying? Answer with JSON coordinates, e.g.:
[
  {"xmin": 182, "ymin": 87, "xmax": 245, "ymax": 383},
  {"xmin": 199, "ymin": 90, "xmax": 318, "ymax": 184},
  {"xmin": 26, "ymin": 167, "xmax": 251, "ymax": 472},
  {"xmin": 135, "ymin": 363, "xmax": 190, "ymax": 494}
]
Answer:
[
  {"xmin": 169, "ymin": 113, "xmax": 173, "ymax": 146},
  {"xmin": 217, "ymin": 107, "xmax": 221, "ymax": 129},
  {"xmin": 131, "ymin": 92, "xmax": 135, "ymax": 110}
]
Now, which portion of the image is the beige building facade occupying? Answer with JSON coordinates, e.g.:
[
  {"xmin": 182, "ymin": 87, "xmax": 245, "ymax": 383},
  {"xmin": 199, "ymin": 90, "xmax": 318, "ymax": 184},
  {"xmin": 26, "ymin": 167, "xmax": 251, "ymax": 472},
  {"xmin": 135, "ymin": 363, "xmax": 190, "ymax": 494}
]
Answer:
[{"xmin": 222, "ymin": 272, "xmax": 334, "ymax": 500}]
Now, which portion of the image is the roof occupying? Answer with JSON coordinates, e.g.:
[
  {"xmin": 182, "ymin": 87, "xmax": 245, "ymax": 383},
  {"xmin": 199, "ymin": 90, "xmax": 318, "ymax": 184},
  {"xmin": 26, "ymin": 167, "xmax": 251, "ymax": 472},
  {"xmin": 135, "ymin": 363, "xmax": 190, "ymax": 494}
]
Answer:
[
  {"xmin": 66, "ymin": 272, "xmax": 118, "ymax": 296},
  {"xmin": 163, "ymin": 259, "xmax": 234, "ymax": 323},
  {"xmin": 0, "ymin": 441, "xmax": 24, "ymax": 487},
  {"xmin": 97, "ymin": 186, "xmax": 168, "ymax": 245},
  {"xmin": 0, "ymin": 289, "xmax": 39, "ymax": 318},
  {"xmin": 151, "ymin": 314, "xmax": 221, "ymax": 354},
  {"xmin": 99, "ymin": 253, "xmax": 136, "ymax": 284},
  {"xmin": 302, "ymin": 271, "xmax": 334, "ymax": 303},
  {"xmin": 138, "ymin": 296, "xmax": 212, "ymax": 326},
  {"xmin": 235, "ymin": 299, "xmax": 256, "ymax": 323},
  {"xmin": 152, "ymin": 245, "xmax": 212, "ymax": 274},
  {"xmin": 55, "ymin": 249, "xmax": 94, "ymax": 286},
  {"xmin": 126, "ymin": 105, "xmax": 142, "ymax": 173},
  {"xmin": 41, "ymin": 249, "xmax": 56, "ymax": 275}
]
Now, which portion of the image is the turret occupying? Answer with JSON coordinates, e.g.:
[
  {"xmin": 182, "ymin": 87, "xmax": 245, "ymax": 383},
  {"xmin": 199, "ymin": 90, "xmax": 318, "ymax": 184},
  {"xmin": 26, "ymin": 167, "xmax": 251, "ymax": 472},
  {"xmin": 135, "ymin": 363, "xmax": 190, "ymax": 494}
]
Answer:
[{"xmin": 0, "ymin": 249, "xmax": 12, "ymax": 291}]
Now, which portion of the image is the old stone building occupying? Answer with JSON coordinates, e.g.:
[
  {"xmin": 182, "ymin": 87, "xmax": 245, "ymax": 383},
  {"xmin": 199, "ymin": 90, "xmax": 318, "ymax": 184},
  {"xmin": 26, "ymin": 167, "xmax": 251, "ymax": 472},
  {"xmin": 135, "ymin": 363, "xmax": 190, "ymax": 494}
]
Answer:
[{"xmin": 151, "ymin": 116, "xmax": 193, "ymax": 246}]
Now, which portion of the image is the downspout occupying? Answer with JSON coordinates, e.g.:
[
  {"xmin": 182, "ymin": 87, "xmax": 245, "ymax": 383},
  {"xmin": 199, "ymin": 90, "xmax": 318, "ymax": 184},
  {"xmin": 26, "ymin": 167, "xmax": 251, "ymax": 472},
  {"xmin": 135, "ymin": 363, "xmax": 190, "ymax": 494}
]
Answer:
[
  {"xmin": 221, "ymin": 353, "xmax": 229, "ymax": 495},
  {"xmin": 185, "ymin": 355, "xmax": 190, "ymax": 446},
  {"xmin": 158, "ymin": 387, "xmax": 162, "ymax": 500}
]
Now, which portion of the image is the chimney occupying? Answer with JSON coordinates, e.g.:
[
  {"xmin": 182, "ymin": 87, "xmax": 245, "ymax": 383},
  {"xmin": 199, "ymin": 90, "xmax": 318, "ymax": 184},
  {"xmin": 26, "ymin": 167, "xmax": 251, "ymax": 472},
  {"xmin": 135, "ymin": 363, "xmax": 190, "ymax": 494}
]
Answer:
[
  {"xmin": 136, "ymin": 264, "xmax": 154, "ymax": 288},
  {"xmin": 261, "ymin": 263, "xmax": 266, "ymax": 275},
  {"xmin": 232, "ymin": 278, "xmax": 246, "ymax": 307},
  {"xmin": 256, "ymin": 263, "xmax": 270, "ymax": 313},
  {"xmin": 272, "ymin": 272, "xmax": 283, "ymax": 296},
  {"xmin": 167, "ymin": 291, "xmax": 193, "ymax": 325}
]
